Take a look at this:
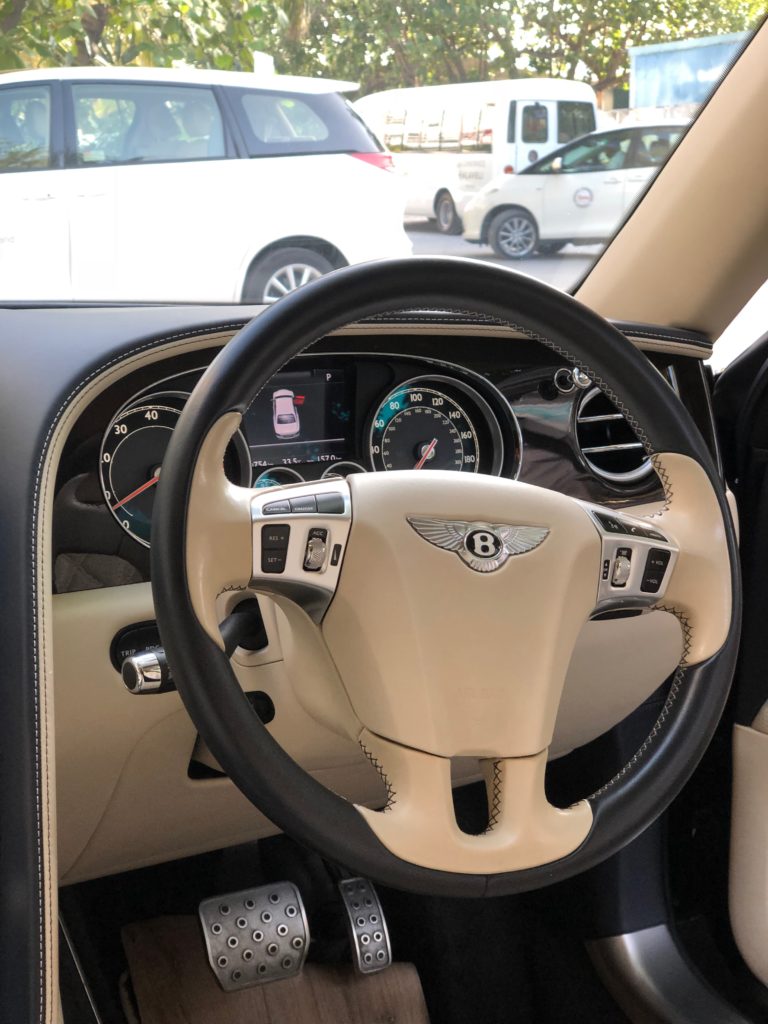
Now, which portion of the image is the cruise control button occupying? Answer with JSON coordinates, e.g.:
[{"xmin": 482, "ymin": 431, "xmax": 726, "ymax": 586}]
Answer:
[
  {"xmin": 261, "ymin": 549, "xmax": 287, "ymax": 574},
  {"xmin": 290, "ymin": 495, "xmax": 317, "ymax": 514},
  {"xmin": 640, "ymin": 548, "xmax": 671, "ymax": 593},
  {"xmin": 303, "ymin": 527, "xmax": 328, "ymax": 572},
  {"xmin": 316, "ymin": 491, "xmax": 345, "ymax": 515},
  {"xmin": 644, "ymin": 528, "xmax": 668, "ymax": 542},
  {"xmin": 263, "ymin": 500, "xmax": 291, "ymax": 516},
  {"xmin": 594, "ymin": 512, "xmax": 627, "ymax": 535},
  {"xmin": 261, "ymin": 524, "xmax": 290, "ymax": 549}
]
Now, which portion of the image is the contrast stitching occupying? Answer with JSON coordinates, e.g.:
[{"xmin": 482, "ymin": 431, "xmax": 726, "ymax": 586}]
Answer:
[
  {"xmin": 368, "ymin": 305, "xmax": 660, "ymax": 461},
  {"xmin": 482, "ymin": 761, "xmax": 503, "ymax": 834},
  {"xmin": 30, "ymin": 322, "xmax": 245, "ymax": 1022},
  {"xmin": 622, "ymin": 328, "xmax": 710, "ymax": 346},
  {"xmin": 647, "ymin": 455, "xmax": 673, "ymax": 516},
  {"xmin": 588, "ymin": 606, "xmax": 692, "ymax": 800},
  {"xmin": 359, "ymin": 742, "xmax": 396, "ymax": 811}
]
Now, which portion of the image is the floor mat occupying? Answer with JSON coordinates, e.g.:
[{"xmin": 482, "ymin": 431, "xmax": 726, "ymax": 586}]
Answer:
[{"xmin": 122, "ymin": 915, "xmax": 430, "ymax": 1024}]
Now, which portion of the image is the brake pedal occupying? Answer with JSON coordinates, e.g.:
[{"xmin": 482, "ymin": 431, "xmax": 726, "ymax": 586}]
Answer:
[
  {"xmin": 199, "ymin": 882, "xmax": 309, "ymax": 991},
  {"xmin": 338, "ymin": 877, "xmax": 392, "ymax": 973}
]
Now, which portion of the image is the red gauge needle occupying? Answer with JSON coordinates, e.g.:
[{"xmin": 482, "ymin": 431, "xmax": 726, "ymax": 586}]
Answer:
[
  {"xmin": 414, "ymin": 438, "xmax": 438, "ymax": 470},
  {"xmin": 111, "ymin": 475, "xmax": 159, "ymax": 512}
]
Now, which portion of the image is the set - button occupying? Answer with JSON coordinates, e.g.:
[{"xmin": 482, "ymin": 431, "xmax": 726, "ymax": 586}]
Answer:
[{"xmin": 261, "ymin": 524, "xmax": 290, "ymax": 574}]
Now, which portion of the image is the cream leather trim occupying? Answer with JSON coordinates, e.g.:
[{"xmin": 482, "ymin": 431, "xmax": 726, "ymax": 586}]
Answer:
[
  {"xmin": 729, "ymin": 721, "xmax": 768, "ymax": 987},
  {"xmin": 647, "ymin": 453, "xmax": 732, "ymax": 665},
  {"xmin": 37, "ymin": 327, "xmax": 245, "ymax": 1020},
  {"xmin": 552, "ymin": 610, "xmax": 683, "ymax": 759},
  {"xmin": 185, "ymin": 411, "xmax": 254, "ymax": 646},
  {"xmin": 331, "ymin": 322, "xmax": 712, "ymax": 359},
  {"xmin": 356, "ymin": 729, "xmax": 592, "ymax": 873},
  {"xmin": 577, "ymin": 21, "xmax": 768, "ymax": 338}
]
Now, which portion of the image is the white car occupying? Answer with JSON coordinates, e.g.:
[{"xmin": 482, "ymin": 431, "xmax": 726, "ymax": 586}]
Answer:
[
  {"xmin": 462, "ymin": 123, "xmax": 686, "ymax": 258},
  {"xmin": 272, "ymin": 389, "xmax": 300, "ymax": 438},
  {"xmin": 0, "ymin": 66, "xmax": 411, "ymax": 303}
]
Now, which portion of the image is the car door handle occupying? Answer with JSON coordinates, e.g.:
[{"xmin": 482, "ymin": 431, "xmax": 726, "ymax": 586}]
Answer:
[
  {"xmin": 76, "ymin": 192, "xmax": 107, "ymax": 198},
  {"xmin": 602, "ymin": 177, "xmax": 621, "ymax": 184},
  {"xmin": 23, "ymin": 194, "xmax": 55, "ymax": 201},
  {"xmin": 627, "ymin": 175, "xmax": 648, "ymax": 183}
]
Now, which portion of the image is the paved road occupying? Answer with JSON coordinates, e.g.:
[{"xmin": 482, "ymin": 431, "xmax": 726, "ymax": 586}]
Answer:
[{"xmin": 405, "ymin": 219, "xmax": 602, "ymax": 293}]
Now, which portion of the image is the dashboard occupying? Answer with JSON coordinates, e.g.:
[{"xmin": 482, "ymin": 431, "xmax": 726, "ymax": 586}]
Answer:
[
  {"xmin": 23, "ymin": 309, "xmax": 717, "ymax": 885},
  {"xmin": 53, "ymin": 327, "xmax": 718, "ymax": 595}
]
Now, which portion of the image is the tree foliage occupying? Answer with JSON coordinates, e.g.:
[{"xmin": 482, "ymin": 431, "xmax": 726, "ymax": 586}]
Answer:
[{"xmin": 0, "ymin": 0, "xmax": 762, "ymax": 95}]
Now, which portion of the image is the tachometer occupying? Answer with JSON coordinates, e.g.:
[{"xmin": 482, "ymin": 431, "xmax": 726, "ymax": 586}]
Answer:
[
  {"xmin": 100, "ymin": 397, "xmax": 250, "ymax": 546},
  {"xmin": 369, "ymin": 377, "xmax": 483, "ymax": 473},
  {"xmin": 101, "ymin": 404, "xmax": 179, "ymax": 546}
]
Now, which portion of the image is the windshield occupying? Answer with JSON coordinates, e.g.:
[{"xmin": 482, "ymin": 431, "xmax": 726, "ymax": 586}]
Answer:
[{"xmin": 0, "ymin": 3, "xmax": 762, "ymax": 305}]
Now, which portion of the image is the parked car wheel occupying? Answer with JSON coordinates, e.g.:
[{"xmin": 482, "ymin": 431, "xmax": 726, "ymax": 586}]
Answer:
[
  {"xmin": 243, "ymin": 248, "xmax": 335, "ymax": 304},
  {"xmin": 435, "ymin": 191, "xmax": 462, "ymax": 235},
  {"xmin": 537, "ymin": 241, "xmax": 567, "ymax": 255},
  {"xmin": 488, "ymin": 209, "xmax": 538, "ymax": 259}
]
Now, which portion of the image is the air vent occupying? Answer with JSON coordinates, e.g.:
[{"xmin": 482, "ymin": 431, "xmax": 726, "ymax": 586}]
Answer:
[{"xmin": 575, "ymin": 388, "xmax": 652, "ymax": 484}]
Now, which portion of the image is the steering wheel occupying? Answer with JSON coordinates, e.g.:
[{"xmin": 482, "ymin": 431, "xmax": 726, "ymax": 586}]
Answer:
[{"xmin": 152, "ymin": 258, "xmax": 739, "ymax": 898}]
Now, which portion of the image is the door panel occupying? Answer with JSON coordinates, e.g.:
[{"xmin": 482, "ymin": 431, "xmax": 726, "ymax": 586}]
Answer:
[{"xmin": 0, "ymin": 83, "xmax": 70, "ymax": 299}]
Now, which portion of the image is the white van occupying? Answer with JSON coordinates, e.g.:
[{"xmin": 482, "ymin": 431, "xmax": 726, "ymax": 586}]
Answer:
[
  {"xmin": 0, "ymin": 67, "xmax": 410, "ymax": 303},
  {"xmin": 355, "ymin": 78, "xmax": 598, "ymax": 233}
]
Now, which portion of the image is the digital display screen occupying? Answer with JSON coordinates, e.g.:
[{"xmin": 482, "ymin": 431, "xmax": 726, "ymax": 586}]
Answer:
[{"xmin": 244, "ymin": 368, "xmax": 351, "ymax": 469}]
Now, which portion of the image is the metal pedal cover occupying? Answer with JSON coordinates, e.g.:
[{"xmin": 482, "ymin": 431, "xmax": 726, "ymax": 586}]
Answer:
[
  {"xmin": 199, "ymin": 882, "xmax": 309, "ymax": 991},
  {"xmin": 338, "ymin": 877, "xmax": 392, "ymax": 974}
]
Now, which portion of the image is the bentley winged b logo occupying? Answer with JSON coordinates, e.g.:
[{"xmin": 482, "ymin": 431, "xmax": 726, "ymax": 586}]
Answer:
[{"xmin": 407, "ymin": 517, "xmax": 549, "ymax": 573}]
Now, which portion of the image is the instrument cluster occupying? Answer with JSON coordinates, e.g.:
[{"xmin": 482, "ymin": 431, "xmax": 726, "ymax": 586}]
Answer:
[{"xmin": 99, "ymin": 354, "xmax": 522, "ymax": 547}]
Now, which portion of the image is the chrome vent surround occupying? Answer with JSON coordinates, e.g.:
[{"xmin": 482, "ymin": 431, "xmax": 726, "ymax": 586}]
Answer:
[{"xmin": 575, "ymin": 387, "xmax": 653, "ymax": 484}]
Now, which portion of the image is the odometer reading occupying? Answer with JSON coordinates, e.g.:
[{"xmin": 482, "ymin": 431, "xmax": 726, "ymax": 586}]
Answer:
[{"xmin": 369, "ymin": 382, "xmax": 480, "ymax": 473}]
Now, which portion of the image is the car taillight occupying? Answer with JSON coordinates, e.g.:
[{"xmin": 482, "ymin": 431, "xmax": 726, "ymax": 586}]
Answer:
[
  {"xmin": 351, "ymin": 152, "xmax": 395, "ymax": 172},
  {"xmin": 503, "ymin": 165, "xmax": 515, "ymax": 174}
]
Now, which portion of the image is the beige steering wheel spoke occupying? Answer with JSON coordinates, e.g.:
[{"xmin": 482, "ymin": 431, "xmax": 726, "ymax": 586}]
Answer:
[
  {"xmin": 355, "ymin": 730, "xmax": 592, "ymax": 874},
  {"xmin": 579, "ymin": 453, "xmax": 733, "ymax": 666},
  {"xmin": 185, "ymin": 411, "xmax": 256, "ymax": 646},
  {"xmin": 645, "ymin": 452, "xmax": 733, "ymax": 665}
]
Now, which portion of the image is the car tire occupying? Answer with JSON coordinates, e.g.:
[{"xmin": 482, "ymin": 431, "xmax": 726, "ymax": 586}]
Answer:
[
  {"xmin": 488, "ymin": 209, "xmax": 538, "ymax": 259},
  {"xmin": 435, "ymin": 192, "xmax": 462, "ymax": 235},
  {"xmin": 243, "ymin": 248, "xmax": 335, "ymax": 304},
  {"xmin": 537, "ymin": 241, "xmax": 566, "ymax": 256}
]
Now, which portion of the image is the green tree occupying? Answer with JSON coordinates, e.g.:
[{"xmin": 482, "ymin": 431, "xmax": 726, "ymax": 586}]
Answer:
[{"xmin": 0, "ymin": 0, "xmax": 762, "ymax": 97}]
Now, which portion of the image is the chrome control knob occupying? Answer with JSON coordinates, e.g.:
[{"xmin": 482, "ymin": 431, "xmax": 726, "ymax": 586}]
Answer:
[{"xmin": 121, "ymin": 649, "xmax": 175, "ymax": 694}]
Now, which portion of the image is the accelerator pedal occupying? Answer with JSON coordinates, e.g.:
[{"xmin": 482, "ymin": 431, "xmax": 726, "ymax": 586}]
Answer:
[
  {"xmin": 338, "ymin": 877, "xmax": 392, "ymax": 974},
  {"xmin": 199, "ymin": 882, "xmax": 309, "ymax": 991}
]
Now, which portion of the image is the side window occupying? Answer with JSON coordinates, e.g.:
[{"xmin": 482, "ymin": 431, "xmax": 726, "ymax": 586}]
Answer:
[
  {"xmin": 0, "ymin": 85, "xmax": 52, "ymax": 172},
  {"xmin": 236, "ymin": 89, "xmax": 378, "ymax": 158},
  {"xmin": 522, "ymin": 103, "xmax": 548, "ymax": 144},
  {"xmin": 538, "ymin": 131, "xmax": 632, "ymax": 173},
  {"xmin": 241, "ymin": 94, "xmax": 328, "ymax": 145},
  {"xmin": 72, "ymin": 84, "xmax": 225, "ymax": 166},
  {"xmin": 506, "ymin": 101, "xmax": 516, "ymax": 144},
  {"xmin": 631, "ymin": 128, "xmax": 683, "ymax": 168},
  {"xmin": 557, "ymin": 101, "xmax": 596, "ymax": 143}
]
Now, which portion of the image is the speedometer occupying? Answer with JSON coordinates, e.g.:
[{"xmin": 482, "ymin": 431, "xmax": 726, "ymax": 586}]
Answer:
[{"xmin": 369, "ymin": 376, "xmax": 493, "ymax": 473}]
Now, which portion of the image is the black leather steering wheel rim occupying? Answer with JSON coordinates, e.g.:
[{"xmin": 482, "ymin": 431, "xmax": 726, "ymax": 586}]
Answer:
[{"xmin": 152, "ymin": 257, "xmax": 740, "ymax": 897}]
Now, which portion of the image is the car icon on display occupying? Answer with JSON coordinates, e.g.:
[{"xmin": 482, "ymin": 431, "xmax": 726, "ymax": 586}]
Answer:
[{"xmin": 272, "ymin": 389, "xmax": 300, "ymax": 438}]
